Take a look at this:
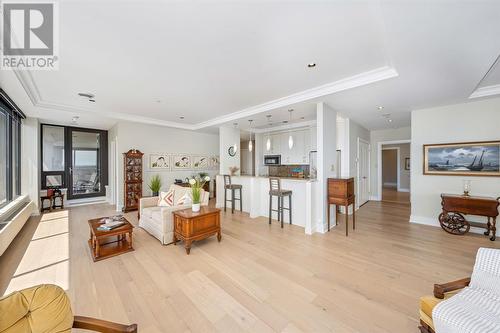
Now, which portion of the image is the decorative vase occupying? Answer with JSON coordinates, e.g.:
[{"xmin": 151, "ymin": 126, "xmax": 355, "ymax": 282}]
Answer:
[
  {"xmin": 192, "ymin": 203, "xmax": 201, "ymax": 212},
  {"xmin": 152, "ymin": 191, "xmax": 159, "ymax": 197}
]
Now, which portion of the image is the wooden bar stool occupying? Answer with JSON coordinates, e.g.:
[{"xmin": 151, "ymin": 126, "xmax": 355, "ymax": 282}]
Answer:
[
  {"xmin": 224, "ymin": 175, "xmax": 242, "ymax": 213},
  {"xmin": 268, "ymin": 177, "xmax": 292, "ymax": 228}
]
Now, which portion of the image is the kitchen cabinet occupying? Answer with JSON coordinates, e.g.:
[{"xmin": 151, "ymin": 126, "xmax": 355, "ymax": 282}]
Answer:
[{"xmin": 262, "ymin": 127, "xmax": 313, "ymax": 165}]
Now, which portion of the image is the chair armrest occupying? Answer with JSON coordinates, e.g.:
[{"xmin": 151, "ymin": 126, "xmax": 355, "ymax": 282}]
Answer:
[
  {"xmin": 433, "ymin": 277, "xmax": 471, "ymax": 299},
  {"xmin": 73, "ymin": 315, "xmax": 137, "ymax": 333}
]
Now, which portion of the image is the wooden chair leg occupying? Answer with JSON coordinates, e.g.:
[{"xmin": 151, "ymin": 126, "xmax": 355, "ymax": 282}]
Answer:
[
  {"xmin": 345, "ymin": 204, "xmax": 349, "ymax": 236},
  {"xmin": 224, "ymin": 188, "xmax": 227, "ymax": 212},
  {"xmin": 269, "ymin": 195, "xmax": 272, "ymax": 224},
  {"xmin": 280, "ymin": 196, "xmax": 284, "ymax": 228},
  {"xmin": 231, "ymin": 190, "xmax": 235, "ymax": 214},
  {"xmin": 327, "ymin": 203, "xmax": 330, "ymax": 231},
  {"xmin": 240, "ymin": 188, "xmax": 243, "ymax": 211},
  {"xmin": 289, "ymin": 195, "xmax": 292, "ymax": 225}
]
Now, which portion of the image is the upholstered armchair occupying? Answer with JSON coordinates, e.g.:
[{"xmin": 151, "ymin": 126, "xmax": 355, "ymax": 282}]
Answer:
[
  {"xmin": 419, "ymin": 247, "xmax": 500, "ymax": 333},
  {"xmin": 0, "ymin": 284, "xmax": 137, "ymax": 333}
]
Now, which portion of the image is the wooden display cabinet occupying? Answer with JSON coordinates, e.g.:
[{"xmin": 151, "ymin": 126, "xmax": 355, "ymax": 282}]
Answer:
[{"xmin": 123, "ymin": 149, "xmax": 143, "ymax": 212}]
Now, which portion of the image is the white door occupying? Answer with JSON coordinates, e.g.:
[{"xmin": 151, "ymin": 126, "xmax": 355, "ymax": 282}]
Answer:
[{"xmin": 357, "ymin": 139, "xmax": 370, "ymax": 206}]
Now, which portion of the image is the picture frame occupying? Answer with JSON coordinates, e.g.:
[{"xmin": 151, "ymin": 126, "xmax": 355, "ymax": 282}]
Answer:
[
  {"xmin": 192, "ymin": 155, "xmax": 209, "ymax": 169},
  {"xmin": 405, "ymin": 157, "xmax": 410, "ymax": 170},
  {"xmin": 172, "ymin": 154, "xmax": 191, "ymax": 170},
  {"xmin": 423, "ymin": 140, "xmax": 500, "ymax": 176},
  {"xmin": 209, "ymin": 155, "xmax": 220, "ymax": 170},
  {"xmin": 149, "ymin": 154, "xmax": 170, "ymax": 170}
]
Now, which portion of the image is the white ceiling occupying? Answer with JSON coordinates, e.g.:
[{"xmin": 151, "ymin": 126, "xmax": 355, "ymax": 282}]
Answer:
[{"xmin": 2, "ymin": 1, "xmax": 500, "ymax": 132}]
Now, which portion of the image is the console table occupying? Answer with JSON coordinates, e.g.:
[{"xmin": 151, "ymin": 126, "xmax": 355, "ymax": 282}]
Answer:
[
  {"xmin": 439, "ymin": 194, "xmax": 500, "ymax": 241},
  {"xmin": 327, "ymin": 178, "xmax": 355, "ymax": 236}
]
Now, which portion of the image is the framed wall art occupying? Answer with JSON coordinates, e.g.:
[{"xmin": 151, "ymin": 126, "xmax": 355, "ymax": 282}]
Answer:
[
  {"xmin": 192, "ymin": 155, "xmax": 209, "ymax": 169},
  {"xmin": 172, "ymin": 154, "xmax": 191, "ymax": 170},
  {"xmin": 423, "ymin": 140, "xmax": 500, "ymax": 176},
  {"xmin": 405, "ymin": 157, "xmax": 410, "ymax": 170},
  {"xmin": 149, "ymin": 154, "xmax": 170, "ymax": 170}
]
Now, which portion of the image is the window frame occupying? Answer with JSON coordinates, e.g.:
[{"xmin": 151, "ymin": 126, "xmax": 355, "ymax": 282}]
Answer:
[
  {"xmin": 0, "ymin": 89, "xmax": 24, "ymax": 208},
  {"xmin": 40, "ymin": 123, "xmax": 108, "ymax": 199}
]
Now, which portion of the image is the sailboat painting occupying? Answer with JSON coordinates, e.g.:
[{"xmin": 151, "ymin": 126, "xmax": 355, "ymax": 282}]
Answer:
[{"xmin": 424, "ymin": 141, "xmax": 500, "ymax": 176}]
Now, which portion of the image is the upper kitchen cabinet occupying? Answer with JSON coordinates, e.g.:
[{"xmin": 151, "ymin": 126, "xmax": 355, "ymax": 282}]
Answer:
[
  {"xmin": 262, "ymin": 133, "xmax": 281, "ymax": 155},
  {"xmin": 261, "ymin": 127, "xmax": 313, "ymax": 165}
]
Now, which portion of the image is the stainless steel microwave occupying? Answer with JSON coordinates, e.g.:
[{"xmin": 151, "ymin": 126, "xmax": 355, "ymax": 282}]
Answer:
[{"xmin": 264, "ymin": 155, "xmax": 281, "ymax": 166}]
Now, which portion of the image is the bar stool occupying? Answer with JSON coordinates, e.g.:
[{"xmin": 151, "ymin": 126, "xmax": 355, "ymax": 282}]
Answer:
[
  {"xmin": 268, "ymin": 177, "xmax": 292, "ymax": 228},
  {"xmin": 224, "ymin": 175, "xmax": 242, "ymax": 213}
]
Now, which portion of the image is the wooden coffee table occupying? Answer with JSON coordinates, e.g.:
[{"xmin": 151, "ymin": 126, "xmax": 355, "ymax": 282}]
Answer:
[
  {"xmin": 172, "ymin": 207, "xmax": 221, "ymax": 254},
  {"xmin": 88, "ymin": 217, "xmax": 134, "ymax": 261}
]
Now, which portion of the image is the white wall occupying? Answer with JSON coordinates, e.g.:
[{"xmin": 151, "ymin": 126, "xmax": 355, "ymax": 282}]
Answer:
[
  {"xmin": 370, "ymin": 126, "xmax": 411, "ymax": 199},
  {"xmin": 114, "ymin": 121, "xmax": 219, "ymax": 210},
  {"xmin": 21, "ymin": 117, "xmax": 40, "ymax": 212},
  {"xmin": 219, "ymin": 126, "xmax": 240, "ymax": 176},
  {"xmin": 410, "ymin": 98, "xmax": 500, "ymax": 227}
]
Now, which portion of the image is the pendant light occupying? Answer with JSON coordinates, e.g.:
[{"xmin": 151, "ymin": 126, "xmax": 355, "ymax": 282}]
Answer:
[
  {"xmin": 288, "ymin": 109, "xmax": 294, "ymax": 149},
  {"xmin": 248, "ymin": 119, "xmax": 253, "ymax": 152},
  {"xmin": 266, "ymin": 115, "xmax": 272, "ymax": 151},
  {"xmin": 233, "ymin": 122, "xmax": 238, "ymax": 153}
]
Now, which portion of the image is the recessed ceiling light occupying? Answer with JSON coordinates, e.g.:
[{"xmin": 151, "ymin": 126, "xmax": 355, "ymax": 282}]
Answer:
[
  {"xmin": 307, "ymin": 63, "xmax": 316, "ymax": 68},
  {"xmin": 283, "ymin": 120, "xmax": 288, "ymax": 124},
  {"xmin": 300, "ymin": 117, "xmax": 305, "ymax": 120},
  {"xmin": 388, "ymin": 119, "xmax": 393, "ymax": 123},
  {"xmin": 156, "ymin": 100, "xmax": 161, "ymax": 103},
  {"xmin": 377, "ymin": 106, "xmax": 384, "ymax": 110},
  {"xmin": 288, "ymin": 108, "xmax": 294, "ymax": 112},
  {"xmin": 71, "ymin": 116, "xmax": 79, "ymax": 124},
  {"xmin": 179, "ymin": 116, "xmax": 185, "ymax": 120}
]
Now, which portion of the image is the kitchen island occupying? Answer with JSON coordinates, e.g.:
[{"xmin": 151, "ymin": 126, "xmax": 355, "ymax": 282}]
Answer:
[{"xmin": 216, "ymin": 175, "xmax": 319, "ymax": 234}]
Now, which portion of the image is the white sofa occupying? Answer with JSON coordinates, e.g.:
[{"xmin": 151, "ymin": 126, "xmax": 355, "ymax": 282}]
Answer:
[{"xmin": 138, "ymin": 184, "xmax": 209, "ymax": 245}]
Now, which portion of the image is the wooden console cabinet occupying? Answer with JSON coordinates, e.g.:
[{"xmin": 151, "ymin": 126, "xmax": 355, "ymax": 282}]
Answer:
[
  {"xmin": 439, "ymin": 194, "xmax": 500, "ymax": 241},
  {"xmin": 173, "ymin": 207, "xmax": 221, "ymax": 254},
  {"xmin": 327, "ymin": 177, "xmax": 355, "ymax": 236}
]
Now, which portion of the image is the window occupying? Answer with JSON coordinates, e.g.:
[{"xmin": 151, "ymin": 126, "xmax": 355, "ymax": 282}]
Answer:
[
  {"xmin": 40, "ymin": 124, "xmax": 108, "ymax": 199},
  {"xmin": 0, "ymin": 89, "xmax": 24, "ymax": 208},
  {"xmin": 41, "ymin": 125, "xmax": 65, "ymax": 188}
]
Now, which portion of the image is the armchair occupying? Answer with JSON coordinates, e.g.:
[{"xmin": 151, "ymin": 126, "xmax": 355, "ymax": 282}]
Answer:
[
  {"xmin": 419, "ymin": 248, "xmax": 500, "ymax": 333},
  {"xmin": 0, "ymin": 284, "xmax": 137, "ymax": 333}
]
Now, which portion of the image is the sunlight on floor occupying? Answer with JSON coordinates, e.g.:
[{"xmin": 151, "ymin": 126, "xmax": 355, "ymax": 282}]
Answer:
[{"xmin": 4, "ymin": 210, "xmax": 70, "ymax": 295}]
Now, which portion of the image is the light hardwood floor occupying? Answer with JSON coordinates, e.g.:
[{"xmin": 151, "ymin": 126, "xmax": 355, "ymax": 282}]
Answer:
[
  {"xmin": 1, "ymin": 201, "xmax": 499, "ymax": 332},
  {"xmin": 382, "ymin": 187, "xmax": 410, "ymax": 204}
]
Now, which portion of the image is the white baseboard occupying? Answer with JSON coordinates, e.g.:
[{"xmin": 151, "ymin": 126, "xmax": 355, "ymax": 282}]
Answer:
[
  {"xmin": 369, "ymin": 195, "xmax": 380, "ymax": 201},
  {"xmin": 398, "ymin": 188, "xmax": 410, "ymax": 193},
  {"xmin": 410, "ymin": 215, "xmax": 485, "ymax": 235}
]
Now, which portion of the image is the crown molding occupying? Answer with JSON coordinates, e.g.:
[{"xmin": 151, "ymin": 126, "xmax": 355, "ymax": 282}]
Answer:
[
  {"xmin": 469, "ymin": 83, "xmax": 500, "ymax": 99},
  {"xmin": 15, "ymin": 65, "xmax": 398, "ymax": 130},
  {"xmin": 193, "ymin": 66, "xmax": 398, "ymax": 129}
]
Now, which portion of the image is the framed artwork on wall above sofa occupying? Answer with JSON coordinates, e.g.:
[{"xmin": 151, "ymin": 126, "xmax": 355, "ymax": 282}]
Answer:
[
  {"xmin": 423, "ymin": 140, "xmax": 500, "ymax": 176},
  {"xmin": 150, "ymin": 154, "xmax": 171, "ymax": 170}
]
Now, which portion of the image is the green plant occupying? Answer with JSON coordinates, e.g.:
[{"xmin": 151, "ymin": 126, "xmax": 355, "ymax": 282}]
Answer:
[
  {"xmin": 188, "ymin": 175, "xmax": 210, "ymax": 204},
  {"xmin": 148, "ymin": 175, "xmax": 162, "ymax": 194}
]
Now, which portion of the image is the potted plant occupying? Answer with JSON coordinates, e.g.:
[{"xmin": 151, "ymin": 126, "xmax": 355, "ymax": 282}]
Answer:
[
  {"xmin": 188, "ymin": 175, "xmax": 210, "ymax": 212},
  {"xmin": 148, "ymin": 175, "xmax": 162, "ymax": 196}
]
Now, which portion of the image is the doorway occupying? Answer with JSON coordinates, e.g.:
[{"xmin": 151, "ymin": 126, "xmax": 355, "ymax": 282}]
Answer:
[
  {"xmin": 41, "ymin": 124, "xmax": 108, "ymax": 200},
  {"xmin": 379, "ymin": 141, "xmax": 410, "ymax": 204},
  {"xmin": 357, "ymin": 138, "xmax": 370, "ymax": 207}
]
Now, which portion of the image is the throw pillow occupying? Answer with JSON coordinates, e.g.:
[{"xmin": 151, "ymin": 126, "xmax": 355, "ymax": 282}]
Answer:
[
  {"xmin": 158, "ymin": 190, "xmax": 174, "ymax": 207},
  {"xmin": 177, "ymin": 192, "xmax": 192, "ymax": 206}
]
